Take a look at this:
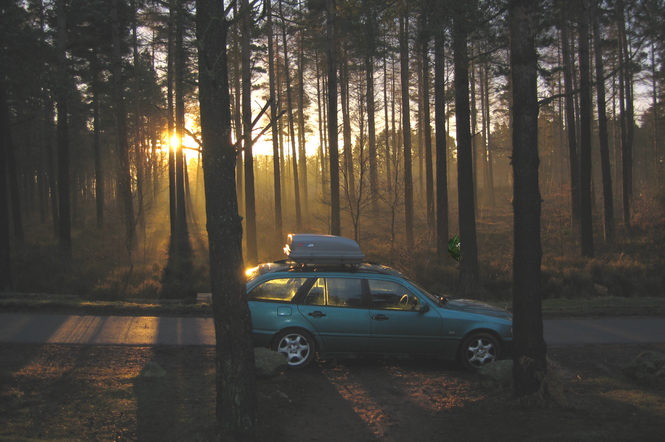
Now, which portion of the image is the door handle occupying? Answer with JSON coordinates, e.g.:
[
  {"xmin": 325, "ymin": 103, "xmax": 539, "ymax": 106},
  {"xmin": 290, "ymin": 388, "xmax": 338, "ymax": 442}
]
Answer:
[
  {"xmin": 308, "ymin": 311, "xmax": 326, "ymax": 318},
  {"xmin": 372, "ymin": 314, "xmax": 389, "ymax": 321}
]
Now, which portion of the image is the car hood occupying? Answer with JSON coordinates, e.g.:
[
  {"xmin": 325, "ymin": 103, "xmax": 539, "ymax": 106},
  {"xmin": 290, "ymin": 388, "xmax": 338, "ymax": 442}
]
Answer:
[{"xmin": 443, "ymin": 299, "xmax": 512, "ymax": 319}]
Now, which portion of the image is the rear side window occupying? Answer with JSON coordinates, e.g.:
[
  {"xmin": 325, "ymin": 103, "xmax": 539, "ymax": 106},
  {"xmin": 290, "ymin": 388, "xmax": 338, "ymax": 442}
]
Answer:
[
  {"xmin": 248, "ymin": 278, "xmax": 308, "ymax": 302},
  {"xmin": 303, "ymin": 278, "xmax": 365, "ymax": 308}
]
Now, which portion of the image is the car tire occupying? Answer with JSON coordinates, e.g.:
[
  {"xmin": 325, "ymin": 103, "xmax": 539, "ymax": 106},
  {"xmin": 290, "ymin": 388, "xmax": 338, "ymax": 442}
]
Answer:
[
  {"xmin": 459, "ymin": 332, "xmax": 501, "ymax": 372},
  {"xmin": 273, "ymin": 329, "xmax": 316, "ymax": 369}
]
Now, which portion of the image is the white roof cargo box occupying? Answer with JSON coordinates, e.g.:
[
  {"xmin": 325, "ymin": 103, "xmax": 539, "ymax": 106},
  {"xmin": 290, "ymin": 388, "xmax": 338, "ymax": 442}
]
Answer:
[{"xmin": 284, "ymin": 234, "xmax": 365, "ymax": 264}]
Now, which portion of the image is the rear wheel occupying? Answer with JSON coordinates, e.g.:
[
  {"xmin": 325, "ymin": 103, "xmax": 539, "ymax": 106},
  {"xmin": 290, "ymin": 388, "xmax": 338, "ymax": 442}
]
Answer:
[
  {"xmin": 273, "ymin": 329, "xmax": 316, "ymax": 369},
  {"xmin": 459, "ymin": 333, "xmax": 500, "ymax": 372}
]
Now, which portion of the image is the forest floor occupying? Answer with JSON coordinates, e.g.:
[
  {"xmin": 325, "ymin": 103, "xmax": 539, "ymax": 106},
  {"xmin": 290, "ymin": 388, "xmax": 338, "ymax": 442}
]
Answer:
[{"xmin": 1, "ymin": 342, "xmax": 664, "ymax": 442}]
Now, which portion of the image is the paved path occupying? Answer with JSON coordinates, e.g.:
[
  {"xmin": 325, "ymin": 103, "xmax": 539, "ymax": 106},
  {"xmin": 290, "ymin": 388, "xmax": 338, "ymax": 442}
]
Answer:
[{"xmin": 1, "ymin": 313, "xmax": 665, "ymax": 347}]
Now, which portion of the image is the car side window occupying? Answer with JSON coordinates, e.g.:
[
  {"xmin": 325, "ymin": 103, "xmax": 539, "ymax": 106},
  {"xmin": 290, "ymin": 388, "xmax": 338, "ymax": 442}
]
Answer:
[
  {"xmin": 368, "ymin": 279, "xmax": 422, "ymax": 311},
  {"xmin": 303, "ymin": 278, "xmax": 365, "ymax": 308},
  {"xmin": 248, "ymin": 277, "xmax": 308, "ymax": 302}
]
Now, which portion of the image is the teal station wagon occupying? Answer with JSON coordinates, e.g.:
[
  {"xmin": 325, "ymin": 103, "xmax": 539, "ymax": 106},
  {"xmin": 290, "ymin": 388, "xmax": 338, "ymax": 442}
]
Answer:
[{"xmin": 246, "ymin": 234, "xmax": 513, "ymax": 372}]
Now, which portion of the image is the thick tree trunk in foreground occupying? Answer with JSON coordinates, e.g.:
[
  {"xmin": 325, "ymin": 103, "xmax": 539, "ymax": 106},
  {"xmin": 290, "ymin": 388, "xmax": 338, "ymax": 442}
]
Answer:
[
  {"xmin": 453, "ymin": 5, "xmax": 479, "ymax": 291},
  {"xmin": 510, "ymin": 0, "xmax": 548, "ymax": 398},
  {"xmin": 196, "ymin": 1, "xmax": 257, "ymax": 439}
]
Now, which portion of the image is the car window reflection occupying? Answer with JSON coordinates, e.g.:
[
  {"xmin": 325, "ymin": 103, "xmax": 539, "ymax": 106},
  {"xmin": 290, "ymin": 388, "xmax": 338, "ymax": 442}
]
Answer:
[
  {"xmin": 368, "ymin": 279, "xmax": 422, "ymax": 311},
  {"xmin": 303, "ymin": 278, "xmax": 365, "ymax": 308},
  {"xmin": 248, "ymin": 277, "xmax": 308, "ymax": 302}
]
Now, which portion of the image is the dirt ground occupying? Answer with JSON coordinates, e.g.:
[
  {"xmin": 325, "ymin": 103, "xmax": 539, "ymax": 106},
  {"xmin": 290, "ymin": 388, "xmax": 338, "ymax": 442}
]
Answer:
[{"xmin": 1, "ymin": 343, "xmax": 665, "ymax": 442}]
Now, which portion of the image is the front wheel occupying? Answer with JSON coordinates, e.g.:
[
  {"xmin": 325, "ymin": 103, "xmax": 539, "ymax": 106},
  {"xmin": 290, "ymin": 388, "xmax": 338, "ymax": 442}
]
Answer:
[
  {"xmin": 273, "ymin": 329, "xmax": 316, "ymax": 369},
  {"xmin": 459, "ymin": 333, "xmax": 501, "ymax": 372}
]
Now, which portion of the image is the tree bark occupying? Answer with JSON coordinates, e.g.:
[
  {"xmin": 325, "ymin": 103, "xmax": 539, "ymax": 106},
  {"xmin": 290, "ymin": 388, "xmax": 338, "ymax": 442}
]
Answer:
[
  {"xmin": 400, "ymin": 7, "xmax": 414, "ymax": 249},
  {"xmin": 92, "ymin": 70, "xmax": 104, "ymax": 230},
  {"xmin": 0, "ymin": 83, "xmax": 14, "ymax": 290},
  {"xmin": 453, "ymin": 4, "xmax": 479, "ymax": 291},
  {"xmin": 242, "ymin": 0, "xmax": 257, "ymax": 266},
  {"xmin": 279, "ymin": 0, "xmax": 302, "ymax": 231},
  {"xmin": 510, "ymin": 0, "xmax": 547, "ymax": 398},
  {"xmin": 267, "ymin": 0, "xmax": 283, "ymax": 242},
  {"xmin": 196, "ymin": 1, "xmax": 257, "ymax": 438},
  {"xmin": 327, "ymin": 0, "xmax": 340, "ymax": 235},
  {"xmin": 435, "ymin": 0, "xmax": 449, "ymax": 256},
  {"xmin": 559, "ymin": 1, "xmax": 581, "ymax": 229},
  {"xmin": 422, "ymin": 26, "xmax": 434, "ymax": 233},
  {"xmin": 168, "ymin": 0, "xmax": 177, "ymax": 245},
  {"xmin": 579, "ymin": 0, "xmax": 594, "ymax": 258},
  {"xmin": 56, "ymin": 0, "xmax": 72, "ymax": 262},
  {"xmin": 175, "ymin": 0, "xmax": 188, "ymax": 245},
  {"xmin": 591, "ymin": 0, "xmax": 614, "ymax": 244},
  {"xmin": 618, "ymin": 0, "xmax": 633, "ymax": 228}
]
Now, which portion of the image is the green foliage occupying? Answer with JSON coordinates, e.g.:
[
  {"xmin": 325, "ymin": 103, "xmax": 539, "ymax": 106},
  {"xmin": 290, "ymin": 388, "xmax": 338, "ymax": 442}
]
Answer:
[{"xmin": 448, "ymin": 234, "xmax": 461, "ymax": 261}]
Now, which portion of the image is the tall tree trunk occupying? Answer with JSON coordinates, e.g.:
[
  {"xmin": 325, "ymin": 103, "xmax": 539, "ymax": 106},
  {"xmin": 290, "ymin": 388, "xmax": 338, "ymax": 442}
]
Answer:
[
  {"xmin": 132, "ymin": 0, "xmax": 146, "ymax": 236},
  {"xmin": 242, "ymin": 0, "xmax": 257, "ymax": 265},
  {"xmin": 510, "ymin": 0, "xmax": 547, "ymax": 398},
  {"xmin": 579, "ymin": 0, "xmax": 594, "ymax": 258},
  {"xmin": 175, "ymin": 0, "xmax": 188, "ymax": 245},
  {"xmin": 560, "ymin": 1, "xmax": 581, "ymax": 228},
  {"xmin": 92, "ymin": 71, "xmax": 104, "ymax": 230},
  {"xmin": 591, "ymin": 0, "xmax": 614, "ymax": 244},
  {"xmin": 5, "ymin": 105, "xmax": 24, "ymax": 242},
  {"xmin": 56, "ymin": 0, "xmax": 72, "ymax": 261},
  {"xmin": 435, "ymin": 0, "xmax": 449, "ymax": 256},
  {"xmin": 366, "ymin": 53, "xmax": 378, "ymax": 212},
  {"xmin": 267, "ymin": 0, "xmax": 283, "ymax": 242},
  {"xmin": 400, "ymin": 7, "xmax": 414, "ymax": 249},
  {"xmin": 233, "ymin": 1, "xmax": 244, "ymax": 215},
  {"xmin": 470, "ymin": 49, "xmax": 479, "ymax": 215},
  {"xmin": 484, "ymin": 57, "xmax": 495, "ymax": 206},
  {"xmin": 45, "ymin": 100, "xmax": 58, "ymax": 236},
  {"xmin": 422, "ymin": 26, "xmax": 434, "ymax": 233},
  {"xmin": 316, "ymin": 52, "xmax": 328, "ymax": 204},
  {"xmin": 384, "ymin": 55, "xmax": 392, "ymax": 195},
  {"xmin": 168, "ymin": 0, "xmax": 177, "ymax": 245},
  {"xmin": 327, "ymin": 0, "xmax": 340, "ymax": 235},
  {"xmin": 195, "ymin": 1, "xmax": 257, "ymax": 438},
  {"xmin": 297, "ymin": 27, "xmax": 309, "ymax": 220},
  {"xmin": 652, "ymin": 42, "xmax": 660, "ymax": 187},
  {"xmin": 619, "ymin": 0, "xmax": 633, "ymax": 228},
  {"xmin": 280, "ymin": 0, "xmax": 302, "ymax": 231},
  {"xmin": 340, "ymin": 49, "xmax": 356, "ymax": 204},
  {"xmin": 453, "ymin": 4, "xmax": 479, "ymax": 291},
  {"xmin": 0, "ymin": 83, "xmax": 14, "ymax": 290}
]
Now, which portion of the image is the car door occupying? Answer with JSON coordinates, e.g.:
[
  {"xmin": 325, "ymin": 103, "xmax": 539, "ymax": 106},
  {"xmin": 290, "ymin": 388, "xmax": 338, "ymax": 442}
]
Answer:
[
  {"xmin": 367, "ymin": 279, "xmax": 443, "ymax": 354},
  {"xmin": 247, "ymin": 277, "xmax": 310, "ymax": 347},
  {"xmin": 297, "ymin": 276, "xmax": 370, "ymax": 354}
]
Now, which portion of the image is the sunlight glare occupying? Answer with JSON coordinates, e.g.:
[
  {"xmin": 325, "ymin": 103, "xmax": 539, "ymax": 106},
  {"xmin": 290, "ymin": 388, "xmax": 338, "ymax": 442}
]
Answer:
[{"xmin": 170, "ymin": 135, "xmax": 180, "ymax": 150}]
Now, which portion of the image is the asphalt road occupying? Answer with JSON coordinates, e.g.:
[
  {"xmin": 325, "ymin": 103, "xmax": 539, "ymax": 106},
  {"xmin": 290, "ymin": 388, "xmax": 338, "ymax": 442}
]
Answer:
[{"xmin": 1, "ymin": 313, "xmax": 665, "ymax": 347}]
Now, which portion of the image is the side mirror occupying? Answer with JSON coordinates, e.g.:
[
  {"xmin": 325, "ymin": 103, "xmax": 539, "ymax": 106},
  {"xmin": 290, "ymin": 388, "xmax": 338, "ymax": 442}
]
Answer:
[{"xmin": 419, "ymin": 304, "xmax": 430, "ymax": 313}]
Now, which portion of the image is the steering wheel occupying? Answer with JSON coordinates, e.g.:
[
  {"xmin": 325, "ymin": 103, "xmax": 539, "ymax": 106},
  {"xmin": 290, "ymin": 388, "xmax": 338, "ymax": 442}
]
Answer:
[{"xmin": 398, "ymin": 294, "xmax": 409, "ymax": 307}]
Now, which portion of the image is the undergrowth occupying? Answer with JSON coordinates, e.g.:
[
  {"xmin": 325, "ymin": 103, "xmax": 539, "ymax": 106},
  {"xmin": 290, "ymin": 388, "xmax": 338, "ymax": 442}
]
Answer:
[{"xmin": 6, "ymin": 190, "xmax": 665, "ymax": 302}]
